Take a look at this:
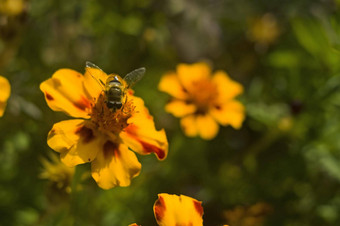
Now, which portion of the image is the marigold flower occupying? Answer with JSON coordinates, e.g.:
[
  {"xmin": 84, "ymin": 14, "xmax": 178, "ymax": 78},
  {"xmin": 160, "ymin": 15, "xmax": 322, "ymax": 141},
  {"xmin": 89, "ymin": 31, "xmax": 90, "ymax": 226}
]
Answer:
[
  {"xmin": 0, "ymin": 75, "xmax": 10, "ymax": 117},
  {"xmin": 153, "ymin": 194, "xmax": 204, "ymax": 226},
  {"xmin": 40, "ymin": 153, "xmax": 75, "ymax": 193},
  {"xmin": 159, "ymin": 62, "xmax": 245, "ymax": 140},
  {"xmin": 40, "ymin": 65, "xmax": 168, "ymax": 189},
  {"xmin": 130, "ymin": 193, "xmax": 229, "ymax": 226}
]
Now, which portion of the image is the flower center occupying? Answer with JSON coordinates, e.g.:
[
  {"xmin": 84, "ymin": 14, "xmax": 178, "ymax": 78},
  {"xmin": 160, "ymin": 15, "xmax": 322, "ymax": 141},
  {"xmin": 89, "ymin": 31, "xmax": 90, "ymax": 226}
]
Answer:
[
  {"xmin": 89, "ymin": 93, "xmax": 135, "ymax": 135},
  {"xmin": 187, "ymin": 79, "xmax": 218, "ymax": 114}
]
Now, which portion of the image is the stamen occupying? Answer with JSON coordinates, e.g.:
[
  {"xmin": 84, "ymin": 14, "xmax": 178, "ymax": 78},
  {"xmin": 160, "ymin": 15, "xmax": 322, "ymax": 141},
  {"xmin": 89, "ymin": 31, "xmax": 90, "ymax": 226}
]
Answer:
[
  {"xmin": 189, "ymin": 79, "xmax": 218, "ymax": 114},
  {"xmin": 90, "ymin": 93, "xmax": 135, "ymax": 135}
]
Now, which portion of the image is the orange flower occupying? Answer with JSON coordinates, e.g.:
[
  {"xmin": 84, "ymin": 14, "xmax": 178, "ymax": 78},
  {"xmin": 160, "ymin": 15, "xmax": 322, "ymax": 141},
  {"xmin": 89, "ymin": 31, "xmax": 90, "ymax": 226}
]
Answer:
[
  {"xmin": 153, "ymin": 194, "xmax": 204, "ymax": 226},
  {"xmin": 0, "ymin": 75, "xmax": 10, "ymax": 117},
  {"xmin": 40, "ymin": 65, "xmax": 168, "ymax": 189},
  {"xmin": 130, "ymin": 193, "xmax": 229, "ymax": 226},
  {"xmin": 159, "ymin": 63, "xmax": 245, "ymax": 140}
]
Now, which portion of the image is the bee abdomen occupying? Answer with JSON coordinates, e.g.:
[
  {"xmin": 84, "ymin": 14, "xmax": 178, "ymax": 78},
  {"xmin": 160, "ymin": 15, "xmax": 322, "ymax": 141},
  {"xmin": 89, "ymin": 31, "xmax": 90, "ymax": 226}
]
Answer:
[{"xmin": 106, "ymin": 101, "xmax": 123, "ymax": 110}]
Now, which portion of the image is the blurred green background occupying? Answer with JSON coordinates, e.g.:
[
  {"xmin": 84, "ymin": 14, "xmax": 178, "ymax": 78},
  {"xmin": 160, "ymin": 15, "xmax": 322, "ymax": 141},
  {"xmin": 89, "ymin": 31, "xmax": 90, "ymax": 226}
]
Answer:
[{"xmin": 1, "ymin": 0, "xmax": 340, "ymax": 225}]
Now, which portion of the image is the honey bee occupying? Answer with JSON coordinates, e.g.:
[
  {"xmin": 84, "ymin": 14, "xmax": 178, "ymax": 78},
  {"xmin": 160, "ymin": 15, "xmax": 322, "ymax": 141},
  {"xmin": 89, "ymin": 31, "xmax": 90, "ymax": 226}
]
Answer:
[{"xmin": 85, "ymin": 61, "xmax": 145, "ymax": 111}]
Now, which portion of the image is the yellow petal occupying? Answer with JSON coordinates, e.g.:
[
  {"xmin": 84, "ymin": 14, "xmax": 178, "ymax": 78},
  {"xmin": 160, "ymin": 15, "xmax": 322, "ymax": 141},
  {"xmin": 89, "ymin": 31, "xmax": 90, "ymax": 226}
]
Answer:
[
  {"xmin": 165, "ymin": 100, "xmax": 196, "ymax": 118},
  {"xmin": 91, "ymin": 142, "xmax": 141, "ymax": 189},
  {"xmin": 180, "ymin": 115, "xmax": 198, "ymax": 137},
  {"xmin": 153, "ymin": 193, "xmax": 204, "ymax": 226},
  {"xmin": 47, "ymin": 119, "xmax": 103, "ymax": 167},
  {"xmin": 47, "ymin": 119, "xmax": 83, "ymax": 152},
  {"xmin": 0, "ymin": 76, "xmax": 10, "ymax": 102},
  {"xmin": 40, "ymin": 69, "xmax": 92, "ymax": 118},
  {"xmin": 0, "ymin": 76, "xmax": 10, "ymax": 117},
  {"xmin": 120, "ymin": 95, "xmax": 168, "ymax": 160},
  {"xmin": 212, "ymin": 70, "xmax": 243, "ymax": 102},
  {"xmin": 180, "ymin": 114, "xmax": 219, "ymax": 139},
  {"xmin": 177, "ymin": 62, "xmax": 211, "ymax": 91},
  {"xmin": 158, "ymin": 72, "xmax": 188, "ymax": 99},
  {"xmin": 83, "ymin": 66, "xmax": 108, "ymax": 99},
  {"xmin": 210, "ymin": 100, "xmax": 245, "ymax": 129},
  {"xmin": 196, "ymin": 114, "xmax": 219, "ymax": 140}
]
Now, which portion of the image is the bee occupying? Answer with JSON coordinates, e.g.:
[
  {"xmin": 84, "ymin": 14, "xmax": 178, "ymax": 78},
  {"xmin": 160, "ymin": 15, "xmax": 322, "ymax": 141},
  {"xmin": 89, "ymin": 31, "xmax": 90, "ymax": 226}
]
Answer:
[{"xmin": 85, "ymin": 61, "xmax": 145, "ymax": 111}]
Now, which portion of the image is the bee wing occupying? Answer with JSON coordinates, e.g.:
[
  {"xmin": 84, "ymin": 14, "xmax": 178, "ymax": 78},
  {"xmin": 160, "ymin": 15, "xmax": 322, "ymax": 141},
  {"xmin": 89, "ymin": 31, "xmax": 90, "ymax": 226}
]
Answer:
[
  {"xmin": 85, "ymin": 61, "xmax": 106, "ymax": 89},
  {"xmin": 123, "ymin": 67, "xmax": 146, "ymax": 88},
  {"xmin": 86, "ymin": 61, "xmax": 103, "ymax": 70}
]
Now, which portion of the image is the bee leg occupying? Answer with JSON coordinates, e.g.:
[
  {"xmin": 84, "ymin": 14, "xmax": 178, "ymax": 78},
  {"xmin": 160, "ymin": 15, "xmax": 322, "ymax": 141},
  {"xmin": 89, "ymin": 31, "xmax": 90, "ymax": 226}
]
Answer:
[
  {"xmin": 101, "ymin": 100, "xmax": 107, "ymax": 116},
  {"xmin": 122, "ymin": 96, "xmax": 128, "ymax": 113}
]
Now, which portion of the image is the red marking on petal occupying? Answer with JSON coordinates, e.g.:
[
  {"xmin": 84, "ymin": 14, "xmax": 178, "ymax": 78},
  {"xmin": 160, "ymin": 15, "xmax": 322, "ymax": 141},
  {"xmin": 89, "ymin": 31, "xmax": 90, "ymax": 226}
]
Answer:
[
  {"xmin": 125, "ymin": 124, "xmax": 166, "ymax": 159},
  {"xmin": 154, "ymin": 196, "xmax": 166, "ymax": 222},
  {"xmin": 75, "ymin": 126, "xmax": 95, "ymax": 143},
  {"xmin": 127, "ymin": 89, "xmax": 134, "ymax": 95},
  {"xmin": 139, "ymin": 140, "xmax": 165, "ymax": 160},
  {"xmin": 45, "ymin": 93, "xmax": 54, "ymax": 101},
  {"xmin": 125, "ymin": 124, "xmax": 138, "ymax": 135},
  {"xmin": 144, "ymin": 109, "xmax": 152, "ymax": 120},
  {"xmin": 193, "ymin": 200, "xmax": 204, "ymax": 217},
  {"xmin": 49, "ymin": 128, "xmax": 56, "ymax": 136},
  {"xmin": 103, "ymin": 140, "xmax": 118, "ymax": 159},
  {"xmin": 215, "ymin": 105, "xmax": 222, "ymax": 110},
  {"xmin": 114, "ymin": 149, "xmax": 120, "ymax": 159},
  {"xmin": 74, "ymin": 96, "xmax": 91, "ymax": 111}
]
